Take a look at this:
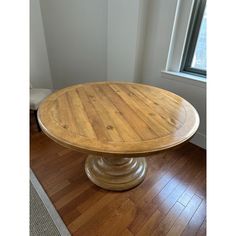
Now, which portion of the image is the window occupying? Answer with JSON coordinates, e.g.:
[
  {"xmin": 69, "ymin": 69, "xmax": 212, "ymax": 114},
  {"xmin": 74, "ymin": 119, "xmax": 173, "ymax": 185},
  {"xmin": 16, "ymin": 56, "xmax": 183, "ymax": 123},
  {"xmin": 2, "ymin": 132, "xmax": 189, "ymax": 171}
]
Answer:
[{"xmin": 181, "ymin": 0, "xmax": 206, "ymax": 77}]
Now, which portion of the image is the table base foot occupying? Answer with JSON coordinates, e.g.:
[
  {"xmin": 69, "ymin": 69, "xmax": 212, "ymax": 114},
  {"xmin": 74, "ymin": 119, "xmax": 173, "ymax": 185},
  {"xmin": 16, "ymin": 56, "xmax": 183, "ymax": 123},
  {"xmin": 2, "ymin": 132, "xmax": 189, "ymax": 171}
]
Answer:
[{"xmin": 85, "ymin": 155, "xmax": 147, "ymax": 191}]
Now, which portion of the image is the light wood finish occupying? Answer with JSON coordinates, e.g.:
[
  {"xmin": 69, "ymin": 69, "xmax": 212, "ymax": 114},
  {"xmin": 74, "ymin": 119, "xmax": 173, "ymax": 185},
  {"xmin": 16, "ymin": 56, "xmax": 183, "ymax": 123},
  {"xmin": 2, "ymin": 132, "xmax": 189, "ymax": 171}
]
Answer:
[
  {"xmin": 30, "ymin": 119, "xmax": 206, "ymax": 236},
  {"xmin": 85, "ymin": 156, "xmax": 147, "ymax": 191},
  {"xmin": 37, "ymin": 82, "xmax": 199, "ymax": 191},
  {"xmin": 38, "ymin": 82, "xmax": 199, "ymax": 157}
]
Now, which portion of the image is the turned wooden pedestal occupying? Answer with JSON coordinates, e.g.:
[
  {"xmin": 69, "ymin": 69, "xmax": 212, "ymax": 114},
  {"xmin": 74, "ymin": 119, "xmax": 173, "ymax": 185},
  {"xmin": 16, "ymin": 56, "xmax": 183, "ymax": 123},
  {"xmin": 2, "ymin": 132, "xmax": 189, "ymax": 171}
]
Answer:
[
  {"xmin": 85, "ymin": 156, "xmax": 147, "ymax": 191},
  {"xmin": 38, "ymin": 82, "xmax": 199, "ymax": 191}
]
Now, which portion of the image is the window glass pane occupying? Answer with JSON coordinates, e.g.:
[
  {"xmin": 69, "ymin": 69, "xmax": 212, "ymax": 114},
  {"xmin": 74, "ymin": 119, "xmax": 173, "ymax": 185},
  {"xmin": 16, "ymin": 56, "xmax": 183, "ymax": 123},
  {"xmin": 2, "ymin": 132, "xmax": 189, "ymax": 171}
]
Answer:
[{"xmin": 191, "ymin": 6, "xmax": 207, "ymax": 70}]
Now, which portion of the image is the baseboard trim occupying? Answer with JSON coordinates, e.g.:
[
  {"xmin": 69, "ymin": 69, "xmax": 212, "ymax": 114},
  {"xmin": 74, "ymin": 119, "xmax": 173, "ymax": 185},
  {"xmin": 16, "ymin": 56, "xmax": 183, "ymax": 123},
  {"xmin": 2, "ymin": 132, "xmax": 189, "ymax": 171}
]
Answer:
[
  {"xmin": 30, "ymin": 169, "xmax": 71, "ymax": 236},
  {"xmin": 190, "ymin": 131, "xmax": 206, "ymax": 149}
]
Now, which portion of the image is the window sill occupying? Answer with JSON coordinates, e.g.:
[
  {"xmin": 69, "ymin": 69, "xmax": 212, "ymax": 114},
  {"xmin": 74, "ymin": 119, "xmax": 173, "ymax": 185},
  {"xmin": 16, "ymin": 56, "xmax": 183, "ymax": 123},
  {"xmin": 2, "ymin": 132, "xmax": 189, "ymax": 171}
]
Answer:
[{"xmin": 161, "ymin": 71, "xmax": 206, "ymax": 88}]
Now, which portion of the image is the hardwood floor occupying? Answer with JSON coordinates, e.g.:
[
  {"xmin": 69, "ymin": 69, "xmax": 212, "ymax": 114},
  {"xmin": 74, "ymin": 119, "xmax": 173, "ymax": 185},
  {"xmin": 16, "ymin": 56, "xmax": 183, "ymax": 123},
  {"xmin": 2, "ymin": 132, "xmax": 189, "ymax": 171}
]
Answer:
[{"xmin": 30, "ymin": 115, "xmax": 206, "ymax": 236}]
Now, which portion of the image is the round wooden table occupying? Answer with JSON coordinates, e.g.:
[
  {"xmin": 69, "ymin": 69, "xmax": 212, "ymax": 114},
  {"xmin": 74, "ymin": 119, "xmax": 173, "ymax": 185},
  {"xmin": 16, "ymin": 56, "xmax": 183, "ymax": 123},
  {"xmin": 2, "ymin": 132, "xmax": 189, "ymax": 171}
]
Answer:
[{"xmin": 38, "ymin": 82, "xmax": 199, "ymax": 191}]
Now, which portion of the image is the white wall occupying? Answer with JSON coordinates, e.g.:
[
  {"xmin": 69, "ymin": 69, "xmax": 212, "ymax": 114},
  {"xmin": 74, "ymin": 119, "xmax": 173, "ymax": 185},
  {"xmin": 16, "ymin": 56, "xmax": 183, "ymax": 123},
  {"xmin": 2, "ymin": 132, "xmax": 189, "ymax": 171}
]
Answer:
[
  {"xmin": 107, "ymin": 0, "xmax": 141, "ymax": 82},
  {"xmin": 141, "ymin": 0, "xmax": 206, "ymax": 148},
  {"xmin": 30, "ymin": 0, "xmax": 53, "ymax": 88},
  {"xmin": 37, "ymin": 0, "xmax": 148, "ymax": 86},
  {"xmin": 39, "ymin": 0, "xmax": 108, "ymax": 89},
  {"xmin": 39, "ymin": 0, "xmax": 147, "ymax": 85},
  {"xmin": 142, "ymin": 0, "xmax": 178, "ymax": 86}
]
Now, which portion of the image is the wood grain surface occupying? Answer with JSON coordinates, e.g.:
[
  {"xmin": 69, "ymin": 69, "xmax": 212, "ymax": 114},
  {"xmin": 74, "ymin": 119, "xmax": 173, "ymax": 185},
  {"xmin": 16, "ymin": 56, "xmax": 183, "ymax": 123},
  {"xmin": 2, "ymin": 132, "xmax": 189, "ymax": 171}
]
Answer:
[{"xmin": 38, "ymin": 82, "xmax": 199, "ymax": 157}]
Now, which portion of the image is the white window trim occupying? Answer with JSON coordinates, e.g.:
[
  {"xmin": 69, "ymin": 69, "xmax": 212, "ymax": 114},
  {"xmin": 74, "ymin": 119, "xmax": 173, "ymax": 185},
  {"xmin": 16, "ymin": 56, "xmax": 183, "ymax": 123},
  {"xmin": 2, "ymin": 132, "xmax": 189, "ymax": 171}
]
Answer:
[
  {"xmin": 161, "ymin": 70, "xmax": 206, "ymax": 88},
  {"xmin": 163, "ymin": 0, "xmax": 206, "ymax": 85}
]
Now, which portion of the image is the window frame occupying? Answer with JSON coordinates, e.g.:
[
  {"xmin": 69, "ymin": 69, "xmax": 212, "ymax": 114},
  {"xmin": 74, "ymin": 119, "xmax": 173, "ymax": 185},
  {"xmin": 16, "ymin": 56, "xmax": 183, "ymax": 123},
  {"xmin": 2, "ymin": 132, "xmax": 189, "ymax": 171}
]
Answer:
[{"xmin": 181, "ymin": 0, "xmax": 206, "ymax": 77}]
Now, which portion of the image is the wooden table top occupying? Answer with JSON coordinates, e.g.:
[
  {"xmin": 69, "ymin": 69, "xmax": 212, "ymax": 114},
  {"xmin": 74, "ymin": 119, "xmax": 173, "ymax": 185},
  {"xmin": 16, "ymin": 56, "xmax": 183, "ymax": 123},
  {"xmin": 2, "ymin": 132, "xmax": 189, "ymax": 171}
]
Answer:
[{"xmin": 38, "ymin": 82, "xmax": 199, "ymax": 157}]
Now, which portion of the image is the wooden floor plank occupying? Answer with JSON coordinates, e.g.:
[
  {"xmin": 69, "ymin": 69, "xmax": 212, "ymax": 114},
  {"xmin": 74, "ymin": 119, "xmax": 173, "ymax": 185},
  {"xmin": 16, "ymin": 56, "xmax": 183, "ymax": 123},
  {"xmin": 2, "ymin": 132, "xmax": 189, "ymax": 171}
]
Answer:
[
  {"xmin": 136, "ymin": 209, "xmax": 162, "ymax": 236},
  {"xmin": 128, "ymin": 147, "xmax": 199, "ymax": 234},
  {"xmin": 196, "ymin": 218, "xmax": 206, "ymax": 236},
  {"xmin": 68, "ymin": 192, "xmax": 122, "ymax": 233},
  {"xmin": 121, "ymin": 228, "xmax": 134, "ymax": 236},
  {"xmin": 76, "ymin": 198, "xmax": 136, "ymax": 236},
  {"xmin": 166, "ymin": 195, "xmax": 202, "ymax": 236},
  {"xmin": 152, "ymin": 202, "xmax": 185, "ymax": 236},
  {"xmin": 181, "ymin": 200, "xmax": 206, "ymax": 236}
]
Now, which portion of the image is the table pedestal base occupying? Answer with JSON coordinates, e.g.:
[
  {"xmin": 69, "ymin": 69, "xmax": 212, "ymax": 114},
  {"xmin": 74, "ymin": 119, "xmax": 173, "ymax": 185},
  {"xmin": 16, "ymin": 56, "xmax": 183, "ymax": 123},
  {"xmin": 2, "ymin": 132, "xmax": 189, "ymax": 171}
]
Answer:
[{"xmin": 85, "ymin": 155, "xmax": 147, "ymax": 191}]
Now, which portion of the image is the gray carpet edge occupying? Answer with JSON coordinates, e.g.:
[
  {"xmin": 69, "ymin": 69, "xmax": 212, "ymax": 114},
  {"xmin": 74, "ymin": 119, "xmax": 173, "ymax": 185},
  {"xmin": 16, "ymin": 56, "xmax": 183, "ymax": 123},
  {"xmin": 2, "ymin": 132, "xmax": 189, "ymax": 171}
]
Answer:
[
  {"xmin": 30, "ymin": 169, "xmax": 71, "ymax": 236},
  {"xmin": 30, "ymin": 182, "xmax": 61, "ymax": 235}
]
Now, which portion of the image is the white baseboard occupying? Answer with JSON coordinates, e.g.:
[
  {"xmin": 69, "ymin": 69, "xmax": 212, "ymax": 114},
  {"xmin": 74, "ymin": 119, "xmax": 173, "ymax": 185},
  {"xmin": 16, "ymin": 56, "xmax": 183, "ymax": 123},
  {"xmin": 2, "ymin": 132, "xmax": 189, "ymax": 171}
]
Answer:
[{"xmin": 190, "ymin": 131, "xmax": 206, "ymax": 149}]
